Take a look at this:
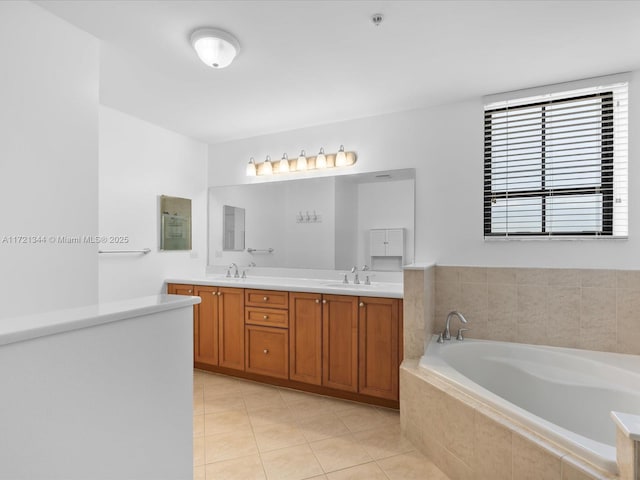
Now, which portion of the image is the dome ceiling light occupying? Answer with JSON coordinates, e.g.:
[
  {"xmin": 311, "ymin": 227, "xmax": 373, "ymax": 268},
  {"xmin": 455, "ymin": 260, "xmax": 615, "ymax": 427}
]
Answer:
[{"xmin": 190, "ymin": 27, "xmax": 240, "ymax": 69}]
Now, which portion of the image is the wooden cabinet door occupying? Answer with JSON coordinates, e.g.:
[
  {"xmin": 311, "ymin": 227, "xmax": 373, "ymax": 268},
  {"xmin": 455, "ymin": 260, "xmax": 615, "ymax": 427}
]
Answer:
[
  {"xmin": 358, "ymin": 297, "xmax": 399, "ymax": 400},
  {"xmin": 194, "ymin": 286, "xmax": 218, "ymax": 367},
  {"xmin": 245, "ymin": 325, "xmax": 288, "ymax": 379},
  {"xmin": 218, "ymin": 287, "xmax": 245, "ymax": 371},
  {"xmin": 167, "ymin": 284, "xmax": 194, "ymax": 296},
  {"xmin": 289, "ymin": 293, "xmax": 323, "ymax": 385},
  {"xmin": 322, "ymin": 294, "xmax": 358, "ymax": 392}
]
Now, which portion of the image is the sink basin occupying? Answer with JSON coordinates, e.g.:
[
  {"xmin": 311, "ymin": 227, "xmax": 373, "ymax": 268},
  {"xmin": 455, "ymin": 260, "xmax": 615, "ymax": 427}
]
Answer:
[{"xmin": 322, "ymin": 282, "xmax": 374, "ymax": 288}]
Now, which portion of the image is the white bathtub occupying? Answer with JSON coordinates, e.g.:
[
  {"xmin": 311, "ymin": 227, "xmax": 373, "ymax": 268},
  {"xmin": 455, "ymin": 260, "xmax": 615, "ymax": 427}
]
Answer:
[{"xmin": 419, "ymin": 335, "xmax": 640, "ymax": 474}]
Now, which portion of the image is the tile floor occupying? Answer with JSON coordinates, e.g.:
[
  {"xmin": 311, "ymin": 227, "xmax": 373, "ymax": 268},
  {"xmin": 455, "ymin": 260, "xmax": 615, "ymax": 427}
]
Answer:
[{"xmin": 193, "ymin": 369, "xmax": 450, "ymax": 480}]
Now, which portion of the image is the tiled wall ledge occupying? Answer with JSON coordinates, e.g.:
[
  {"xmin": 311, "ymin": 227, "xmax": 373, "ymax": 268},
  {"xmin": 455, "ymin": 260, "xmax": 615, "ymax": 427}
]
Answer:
[
  {"xmin": 431, "ymin": 266, "xmax": 640, "ymax": 355},
  {"xmin": 611, "ymin": 412, "xmax": 640, "ymax": 480},
  {"xmin": 400, "ymin": 360, "xmax": 618, "ymax": 480}
]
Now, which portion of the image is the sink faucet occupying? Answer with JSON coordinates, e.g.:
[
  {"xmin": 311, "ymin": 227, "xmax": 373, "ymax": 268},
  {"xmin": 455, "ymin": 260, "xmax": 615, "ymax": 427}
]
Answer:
[
  {"xmin": 230, "ymin": 263, "xmax": 239, "ymax": 278},
  {"xmin": 351, "ymin": 266, "xmax": 359, "ymax": 285},
  {"xmin": 439, "ymin": 311, "xmax": 468, "ymax": 342}
]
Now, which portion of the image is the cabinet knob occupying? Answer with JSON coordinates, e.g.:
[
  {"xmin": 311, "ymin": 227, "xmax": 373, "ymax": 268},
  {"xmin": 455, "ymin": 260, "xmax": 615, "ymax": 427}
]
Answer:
[
  {"xmin": 322, "ymin": 299, "xmax": 327, "ymax": 304},
  {"xmin": 188, "ymin": 290, "xmax": 192, "ymax": 294},
  {"xmin": 315, "ymin": 299, "xmax": 320, "ymax": 304},
  {"xmin": 359, "ymin": 302, "xmax": 365, "ymax": 307},
  {"xmin": 263, "ymin": 315, "xmax": 269, "ymax": 320},
  {"xmin": 263, "ymin": 349, "xmax": 269, "ymax": 354},
  {"xmin": 217, "ymin": 291, "xmax": 222, "ymax": 296},
  {"xmin": 263, "ymin": 296, "xmax": 268, "ymax": 301}
]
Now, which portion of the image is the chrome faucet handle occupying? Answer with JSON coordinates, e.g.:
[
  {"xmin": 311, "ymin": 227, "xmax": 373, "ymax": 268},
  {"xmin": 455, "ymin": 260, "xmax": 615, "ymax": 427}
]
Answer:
[
  {"xmin": 342, "ymin": 273, "xmax": 349, "ymax": 284},
  {"xmin": 353, "ymin": 273, "xmax": 360, "ymax": 285},
  {"xmin": 456, "ymin": 328, "xmax": 470, "ymax": 341},
  {"xmin": 241, "ymin": 270, "xmax": 247, "ymax": 279},
  {"xmin": 364, "ymin": 274, "xmax": 375, "ymax": 285},
  {"xmin": 225, "ymin": 268, "xmax": 231, "ymax": 278},
  {"xmin": 436, "ymin": 333, "xmax": 444, "ymax": 343}
]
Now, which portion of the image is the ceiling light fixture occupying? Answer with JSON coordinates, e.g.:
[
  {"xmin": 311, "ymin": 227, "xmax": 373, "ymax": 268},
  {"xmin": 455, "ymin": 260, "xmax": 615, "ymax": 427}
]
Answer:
[
  {"xmin": 246, "ymin": 147, "xmax": 356, "ymax": 177},
  {"xmin": 335, "ymin": 145, "xmax": 347, "ymax": 167},
  {"xmin": 279, "ymin": 153, "xmax": 290, "ymax": 173},
  {"xmin": 246, "ymin": 157, "xmax": 257, "ymax": 177},
  {"xmin": 190, "ymin": 27, "xmax": 240, "ymax": 69},
  {"xmin": 262, "ymin": 155, "xmax": 273, "ymax": 175}
]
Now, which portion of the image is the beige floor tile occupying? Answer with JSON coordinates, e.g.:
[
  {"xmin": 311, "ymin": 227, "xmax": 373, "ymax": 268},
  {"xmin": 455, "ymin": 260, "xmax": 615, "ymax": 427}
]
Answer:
[
  {"xmin": 287, "ymin": 396, "xmax": 339, "ymax": 419},
  {"xmin": 243, "ymin": 389, "xmax": 288, "ymax": 412},
  {"xmin": 203, "ymin": 392, "xmax": 246, "ymax": 414},
  {"xmin": 193, "ymin": 436, "xmax": 205, "ymax": 467},
  {"xmin": 352, "ymin": 424, "xmax": 414, "ymax": 460},
  {"xmin": 248, "ymin": 404, "xmax": 297, "ymax": 427},
  {"xmin": 193, "ymin": 414, "xmax": 205, "ymax": 438},
  {"xmin": 204, "ymin": 426, "xmax": 259, "ymax": 463},
  {"xmin": 377, "ymin": 451, "xmax": 449, "ymax": 480},
  {"xmin": 335, "ymin": 405, "xmax": 396, "ymax": 433},
  {"xmin": 278, "ymin": 387, "xmax": 319, "ymax": 404},
  {"xmin": 326, "ymin": 462, "xmax": 388, "ymax": 480},
  {"xmin": 237, "ymin": 379, "xmax": 281, "ymax": 395},
  {"xmin": 297, "ymin": 412, "xmax": 350, "ymax": 442},
  {"xmin": 204, "ymin": 409, "xmax": 251, "ymax": 435},
  {"xmin": 309, "ymin": 433, "xmax": 372, "ymax": 473},
  {"xmin": 253, "ymin": 421, "xmax": 308, "ymax": 452},
  {"xmin": 193, "ymin": 394, "xmax": 204, "ymax": 416},
  {"xmin": 204, "ymin": 454, "xmax": 266, "ymax": 480},
  {"xmin": 261, "ymin": 444, "xmax": 324, "ymax": 480},
  {"xmin": 193, "ymin": 465, "xmax": 205, "ymax": 480}
]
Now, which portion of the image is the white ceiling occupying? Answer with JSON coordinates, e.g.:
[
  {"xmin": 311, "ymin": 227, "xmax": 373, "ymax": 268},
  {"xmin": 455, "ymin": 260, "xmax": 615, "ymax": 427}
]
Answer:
[{"xmin": 36, "ymin": 0, "xmax": 640, "ymax": 145}]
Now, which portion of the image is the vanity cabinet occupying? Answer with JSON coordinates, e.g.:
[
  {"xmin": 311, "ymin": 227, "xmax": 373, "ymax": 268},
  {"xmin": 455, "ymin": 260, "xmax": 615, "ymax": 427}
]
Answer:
[{"xmin": 168, "ymin": 282, "xmax": 401, "ymax": 407}]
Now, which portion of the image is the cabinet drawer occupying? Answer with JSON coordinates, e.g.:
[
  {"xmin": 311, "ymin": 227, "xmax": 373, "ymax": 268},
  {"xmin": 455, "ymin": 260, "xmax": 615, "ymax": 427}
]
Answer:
[
  {"xmin": 245, "ymin": 307, "xmax": 289, "ymax": 328},
  {"xmin": 245, "ymin": 325, "xmax": 289, "ymax": 379},
  {"xmin": 245, "ymin": 289, "xmax": 289, "ymax": 309}
]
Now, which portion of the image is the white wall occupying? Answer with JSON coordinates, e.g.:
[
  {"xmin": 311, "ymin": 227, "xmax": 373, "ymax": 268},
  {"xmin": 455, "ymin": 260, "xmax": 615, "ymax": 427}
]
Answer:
[
  {"xmin": 0, "ymin": 2, "xmax": 99, "ymax": 319},
  {"xmin": 99, "ymin": 106, "xmax": 208, "ymax": 302},
  {"xmin": 208, "ymin": 71, "xmax": 640, "ymax": 269}
]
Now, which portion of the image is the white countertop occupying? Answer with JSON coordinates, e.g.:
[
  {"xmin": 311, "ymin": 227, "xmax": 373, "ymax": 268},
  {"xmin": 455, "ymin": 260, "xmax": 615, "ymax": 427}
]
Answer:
[
  {"xmin": 166, "ymin": 275, "xmax": 403, "ymax": 298},
  {"xmin": 0, "ymin": 294, "xmax": 201, "ymax": 347}
]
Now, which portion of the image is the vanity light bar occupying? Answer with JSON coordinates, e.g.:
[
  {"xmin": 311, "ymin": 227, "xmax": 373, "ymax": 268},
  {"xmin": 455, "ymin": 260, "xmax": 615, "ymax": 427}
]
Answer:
[{"xmin": 246, "ymin": 146, "xmax": 357, "ymax": 177}]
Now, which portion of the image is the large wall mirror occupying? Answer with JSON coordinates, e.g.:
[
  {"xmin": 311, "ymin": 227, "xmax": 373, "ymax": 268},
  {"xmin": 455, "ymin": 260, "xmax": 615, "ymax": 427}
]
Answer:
[{"xmin": 208, "ymin": 168, "xmax": 415, "ymax": 271}]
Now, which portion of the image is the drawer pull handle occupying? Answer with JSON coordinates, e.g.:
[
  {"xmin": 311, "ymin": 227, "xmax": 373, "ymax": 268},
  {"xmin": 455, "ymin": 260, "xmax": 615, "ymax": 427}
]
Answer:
[
  {"xmin": 263, "ymin": 296, "xmax": 268, "ymax": 301},
  {"xmin": 315, "ymin": 299, "xmax": 320, "ymax": 304},
  {"xmin": 359, "ymin": 302, "xmax": 364, "ymax": 307},
  {"xmin": 263, "ymin": 349, "xmax": 269, "ymax": 354},
  {"xmin": 322, "ymin": 299, "xmax": 327, "ymax": 304},
  {"xmin": 263, "ymin": 315, "xmax": 269, "ymax": 320}
]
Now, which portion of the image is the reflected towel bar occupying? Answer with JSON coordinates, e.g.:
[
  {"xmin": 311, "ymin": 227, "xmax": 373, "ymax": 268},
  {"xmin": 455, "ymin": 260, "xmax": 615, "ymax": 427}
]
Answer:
[
  {"xmin": 99, "ymin": 248, "xmax": 151, "ymax": 254},
  {"xmin": 247, "ymin": 248, "xmax": 274, "ymax": 254}
]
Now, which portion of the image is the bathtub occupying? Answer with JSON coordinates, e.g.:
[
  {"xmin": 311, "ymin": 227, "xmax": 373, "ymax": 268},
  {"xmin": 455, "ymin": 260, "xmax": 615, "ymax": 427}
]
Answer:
[{"xmin": 419, "ymin": 335, "xmax": 640, "ymax": 474}]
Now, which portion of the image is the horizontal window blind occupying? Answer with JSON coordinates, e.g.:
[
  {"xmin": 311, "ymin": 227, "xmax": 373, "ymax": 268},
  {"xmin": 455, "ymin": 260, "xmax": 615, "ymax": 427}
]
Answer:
[{"xmin": 484, "ymin": 81, "xmax": 628, "ymax": 238}]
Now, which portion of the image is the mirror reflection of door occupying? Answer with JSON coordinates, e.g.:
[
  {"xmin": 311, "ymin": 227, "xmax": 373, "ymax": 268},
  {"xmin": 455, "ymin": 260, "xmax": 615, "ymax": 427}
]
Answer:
[
  {"xmin": 223, "ymin": 205, "xmax": 245, "ymax": 251},
  {"xmin": 160, "ymin": 195, "xmax": 192, "ymax": 251}
]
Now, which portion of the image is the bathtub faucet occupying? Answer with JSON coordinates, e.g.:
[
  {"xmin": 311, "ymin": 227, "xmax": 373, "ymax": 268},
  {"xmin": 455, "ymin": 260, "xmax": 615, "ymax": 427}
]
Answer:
[{"xmin": 440, "ymin": 311, "xmax": 468, "ymax": 342}]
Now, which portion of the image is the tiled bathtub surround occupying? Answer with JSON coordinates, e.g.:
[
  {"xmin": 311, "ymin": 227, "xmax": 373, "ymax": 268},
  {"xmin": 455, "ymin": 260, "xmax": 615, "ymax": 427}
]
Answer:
[
  {"xmin": 403, "ymin": 266, "xmax": 435, "ymax": 359},
  {"xmin": 432, "ymin": 266, "xmax": 640, "ymax": 355},
  {"xmin": 400, "ymin": 361, "xmax": 617, "ymax": 480}
]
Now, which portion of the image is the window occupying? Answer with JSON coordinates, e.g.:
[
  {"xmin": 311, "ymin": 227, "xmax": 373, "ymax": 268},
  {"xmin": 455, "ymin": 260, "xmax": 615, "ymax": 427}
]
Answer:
[{"xmin": 484, "ymin": 80, "xmax": 628, "ymax": 238}]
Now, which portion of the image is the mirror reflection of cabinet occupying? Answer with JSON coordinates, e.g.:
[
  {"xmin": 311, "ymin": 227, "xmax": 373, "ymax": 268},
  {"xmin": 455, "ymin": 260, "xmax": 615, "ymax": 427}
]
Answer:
[
  {"xmin": 370, "ymin": 228, "xmax": 404, "ymax": 271},
  {"xmin": 223, "ymin": 205, "xmax": 245, "ymax": 251}
]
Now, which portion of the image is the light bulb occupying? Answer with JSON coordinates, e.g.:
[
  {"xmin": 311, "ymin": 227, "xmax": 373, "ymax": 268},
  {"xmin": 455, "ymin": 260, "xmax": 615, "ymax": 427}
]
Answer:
[
  {"xmin": 246, "ymin": 157, "xmax": 256, "ymax": 177},
  {"xmin": 297, "ymin": 150, "xmax": 307, "ymax": 171},
  {"xmin": 315, "ymin": 147, "xmax": 327, "ymax": 169},
  {"xmin": 262, "ymin": 155, "xmax": 273, "ymax": 175},
  {"xmin": 279, "ymin": 153, "xmax": 290, "ymax": 173},
  {"xmin": 335, "ymin": 145, "xmax": 347, "ymax": 167}
]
